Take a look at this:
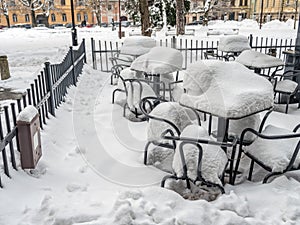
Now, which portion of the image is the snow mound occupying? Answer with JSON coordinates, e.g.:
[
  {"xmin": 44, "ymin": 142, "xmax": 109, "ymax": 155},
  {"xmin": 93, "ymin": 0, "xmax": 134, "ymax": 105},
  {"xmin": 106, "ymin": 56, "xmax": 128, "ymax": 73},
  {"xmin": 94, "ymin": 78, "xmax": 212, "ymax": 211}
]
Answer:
[
  {"xmin": 181, "ymin": 60, "xmax": 274, "ymax": 118},
  {"xmin": 172, "ymin": 124, "xmax": 228, "ymax": 186},
  {"xmin": 262, "ymin": 19, "xmax": 290, "ymax": 29},
  {"xmin": 218, "ymin": 35, "xmax": 250, "ymax": 52},
  {"xmin": 131, "ymin": 46, "xmax": 183, "ymax": 74},
  {"xmin": 120, "ymin": 36, "xmax": 156, "ymax": 56}
]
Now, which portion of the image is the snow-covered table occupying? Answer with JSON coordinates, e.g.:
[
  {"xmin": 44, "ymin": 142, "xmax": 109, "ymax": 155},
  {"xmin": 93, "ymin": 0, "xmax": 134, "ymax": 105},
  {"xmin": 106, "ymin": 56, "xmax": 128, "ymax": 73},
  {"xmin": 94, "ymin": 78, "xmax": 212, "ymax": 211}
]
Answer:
[
  {"xmin": 119, "ymin": 36, "xmax": 156, "ymax": 57},
  {"xmin": 130, "ymin": 46, "xmax": 183, "ymax": 95},
  {"xmin": 218, "ymin": 35, "xmax": 250, "ymax": 56},
  {"xmin": 181, "ymin": 60, "xmax": 274, "ymax": 142},
  {"xmin": 236, "ymin": 50, "xmax": 284, "ymax": 75}
]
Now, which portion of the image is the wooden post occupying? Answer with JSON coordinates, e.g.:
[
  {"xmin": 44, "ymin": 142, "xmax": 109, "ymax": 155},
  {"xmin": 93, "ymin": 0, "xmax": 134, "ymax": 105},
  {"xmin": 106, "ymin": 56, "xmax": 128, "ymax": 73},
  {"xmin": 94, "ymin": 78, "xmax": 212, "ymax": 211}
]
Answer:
[{"xmin": 0, "ymin": 55, "xmax": 10, "ymax": 80}]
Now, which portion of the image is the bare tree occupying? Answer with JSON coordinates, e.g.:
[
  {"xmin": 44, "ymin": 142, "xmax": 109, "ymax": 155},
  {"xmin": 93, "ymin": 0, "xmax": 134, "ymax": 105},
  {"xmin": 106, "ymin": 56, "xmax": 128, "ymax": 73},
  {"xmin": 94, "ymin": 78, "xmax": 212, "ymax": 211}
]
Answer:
[
  {"xmin": 85, "ymin": 0, "xmax": 103, "ymax": 26},
  {"xmin": 0, "ymin": 0, "xmax": 10, "ymax": 27},
  {"xmin": 139, "ymin": 0, "xmax": 151, "ymax": 36},
  {"xmin": 19, "ymin": 0, "xmax": 44, "ymax": 27},
  {"xmin": 176, "ymin": 0, "xmax": 185, "ymax": 35}
]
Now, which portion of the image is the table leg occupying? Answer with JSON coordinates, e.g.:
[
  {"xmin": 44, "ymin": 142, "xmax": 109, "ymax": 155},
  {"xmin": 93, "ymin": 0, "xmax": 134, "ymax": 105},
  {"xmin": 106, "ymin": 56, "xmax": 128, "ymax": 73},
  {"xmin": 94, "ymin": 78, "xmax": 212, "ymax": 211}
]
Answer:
[
  {"xmin": 216, "ymin": 117, "xmax": 229, "ymax": 143},
  {"xmin": 153, "ymin": 74, "xmax": 160, "ymax": 96}
]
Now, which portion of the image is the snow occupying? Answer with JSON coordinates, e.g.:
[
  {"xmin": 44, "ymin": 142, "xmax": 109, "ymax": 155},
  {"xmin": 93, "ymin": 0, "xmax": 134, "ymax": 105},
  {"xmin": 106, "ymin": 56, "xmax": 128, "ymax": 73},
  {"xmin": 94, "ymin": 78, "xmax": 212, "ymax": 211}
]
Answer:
[
  {"xmin": 17, "ymin": 105, "xmax": 39, "ymax": 123},
  {"xmin": 130, "ymin": 46, "xmax": 183, "ymax": 74},
  {"xmin": 218, "ymin": 35, "xmax": 250, "ymax": 53},
  {"xmin": 236, "ymin": 50, "xmax": 285, "ymax": 68},
  {"xmin": 0, "ymin": 21, "xmax": 300, "ymax": 225},
  {"xmin": 245, "ymin": 125, "xmax": 300, "ymax": 172},
  {"xmin": 119, "ymin": 36, "xmax": 156, "ymax": 56},
  {"xmin": 275, "ymin": 79, "xmax": 299, "ymax": 93},
  {"xmin": 181, "ymin": 60, "xmax": 274, "ymax": 118},
  {"xmin": 172, "ymin": 124, "xmax": 228, "ymax": 186}
]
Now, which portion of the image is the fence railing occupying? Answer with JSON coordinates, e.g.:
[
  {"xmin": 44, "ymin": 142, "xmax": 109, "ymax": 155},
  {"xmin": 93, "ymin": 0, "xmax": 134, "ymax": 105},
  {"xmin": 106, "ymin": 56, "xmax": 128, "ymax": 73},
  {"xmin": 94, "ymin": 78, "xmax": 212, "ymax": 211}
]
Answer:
[
  {"xmin": 0, "ymin": 39, "xmax": 86, "ymax": 188},
  {"xmin": 91, "ymin": 35, "xmax": 297, "ymax": 72}
]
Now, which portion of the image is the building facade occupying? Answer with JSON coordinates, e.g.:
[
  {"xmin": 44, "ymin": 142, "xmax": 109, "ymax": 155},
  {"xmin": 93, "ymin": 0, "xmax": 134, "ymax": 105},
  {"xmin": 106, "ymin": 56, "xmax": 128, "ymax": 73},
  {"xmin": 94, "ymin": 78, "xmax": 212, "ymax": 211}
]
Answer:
[{"xmin": 0, "ymin": 0, "xmax": 127, "ymax": 27}]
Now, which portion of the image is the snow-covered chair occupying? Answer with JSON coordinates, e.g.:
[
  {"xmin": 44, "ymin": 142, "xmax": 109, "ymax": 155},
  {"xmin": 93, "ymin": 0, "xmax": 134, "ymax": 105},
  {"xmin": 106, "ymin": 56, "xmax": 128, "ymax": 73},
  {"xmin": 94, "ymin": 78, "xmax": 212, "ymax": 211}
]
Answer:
[
  {"xmin": 161, "ymin": 125, "xmax": 238, "ymax": 193},
  {"xmin": 139, "ymin": 96, "xmax": 201, "ymax": 165},
  {"xmin": 271, "ymin": 70, "xmax": 300, "ymax": 114},
  {"xmin": 123, "ymin": 79, "xmax": 165, "ymax": 119},
  {"xmin": 233, "ymin": 114, "xmax": 300, "ymax": 184}
]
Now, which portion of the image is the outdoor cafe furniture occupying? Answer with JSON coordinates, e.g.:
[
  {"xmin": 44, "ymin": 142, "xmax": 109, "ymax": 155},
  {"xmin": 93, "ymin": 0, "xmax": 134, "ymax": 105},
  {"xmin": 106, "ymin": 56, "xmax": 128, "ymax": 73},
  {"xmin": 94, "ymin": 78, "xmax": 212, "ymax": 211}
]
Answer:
[
  {"xmin": 204, "ymin": 35, "xmax": 250, "ymax": 61},
  {"xmin": 217, "ymin": 35, "xmax": 251, "ymax": 59},
  {"xmin": 272, "ymin": 70, "xmax": 300, "ymax": 114},
  {"xmin": 235, "ymin": 49, "xmax": 284, "ymax": 76},
  {"xmin": 161, "ymin": 124, "xmax": 237, "ymax": 193},
  {"xmin": 110, "ymin": 36, "xmax": 156, "ymax": 84},
  {"xmin": 179, "ymin": 60, "xmax": 274, "ymax": 183},
  {"xmin": 233, "ymin": 111, "xmax": 300, "ymax": 184},
  {"xmin": 130, "ymin": 46, "xmax": 183, "ymax": 96}
]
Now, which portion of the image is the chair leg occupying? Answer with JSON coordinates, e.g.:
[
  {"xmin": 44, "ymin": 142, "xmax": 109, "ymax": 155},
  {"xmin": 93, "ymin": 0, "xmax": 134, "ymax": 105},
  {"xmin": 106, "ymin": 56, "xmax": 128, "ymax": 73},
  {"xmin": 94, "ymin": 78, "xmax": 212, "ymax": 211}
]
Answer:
[
  {"xmin": 144, "ymin": 141, "xmax": 151, "ymax": 165},
  {"xmin": 233, "ymin": 146, "xmax": 243, "ymax": 184},
  {"xmin": 161, "ymin": 175, "xmax": 178, "ymax": 187},
  {"xmin": 229, "ymin": 145, "xmax": 237, "ymax": 185},
  {"xmin": 285, "ymin": 95, "xmax": 290, "ymax": 114},
  {"xmin": 248, "ymin": 159, "xmax": 255, "ymax": 181},
  {"xmin": 263, "ymin": 172, "xmax": 283, "ymax": 183}
]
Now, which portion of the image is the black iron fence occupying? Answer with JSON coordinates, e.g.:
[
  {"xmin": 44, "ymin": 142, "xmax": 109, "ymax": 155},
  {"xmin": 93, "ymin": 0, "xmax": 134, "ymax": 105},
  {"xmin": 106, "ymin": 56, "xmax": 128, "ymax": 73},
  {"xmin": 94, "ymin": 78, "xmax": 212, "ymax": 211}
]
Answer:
[
  {"xmin": 91, "ymin": 35, "xmax": 297, "ymax": 72},
  {"xmin": 0, "ymin": 39, "xmax": 86, "ymax": 188}
]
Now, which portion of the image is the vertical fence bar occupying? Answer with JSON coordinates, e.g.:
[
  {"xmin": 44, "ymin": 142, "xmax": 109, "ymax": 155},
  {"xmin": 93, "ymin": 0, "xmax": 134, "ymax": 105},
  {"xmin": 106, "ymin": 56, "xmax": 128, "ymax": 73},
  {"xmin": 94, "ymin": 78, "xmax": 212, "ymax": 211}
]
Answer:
[
  {"xmin": 10, "ymin": 103, "xmax": 20, "ymax": 152},
  {"xmin": 40, "ymin": 71, "xmax": 49, "ymax": 119},
  {"xmin": 4, "ymin": 106, "xmax": 17, "ymax": 170},
  {"xmin": 91, "ymin": 38, "xmax": 97, "ymax": 70},
  {"xmin": 37, "ymin": 75, "xmax": 46, "ymax": 125},
  {"xmin": 27, "ymin": 88, "xmax": 32, "ymax": 105},
  {"xmin": 44, "ymin": 62, "xmax": 55, "ymax": 116},
  {"xmin": 0, "ymin": 114, "xmax": 10, "ymax": 179},
  {"xmin": 70, "ymin": 46, "xmax": 77, "ymax": 86}
]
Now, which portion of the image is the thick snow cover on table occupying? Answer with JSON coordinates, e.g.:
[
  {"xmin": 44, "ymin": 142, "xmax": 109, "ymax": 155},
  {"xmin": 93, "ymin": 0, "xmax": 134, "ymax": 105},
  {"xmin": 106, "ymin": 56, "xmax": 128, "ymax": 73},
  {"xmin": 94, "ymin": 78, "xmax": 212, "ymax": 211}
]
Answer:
[
  {"xmin": 236, "ymin": 49, "xmax": 285, "ymax": 68},
  {"xmin": 130, "ymin": 46, "xmax": 183, "ymax": 74},
  {"xmin": 181, "ymin": 60, "xmax": 274, "ymax": 118},
  {"xmin": 1, "ymin": 22, "xmax": 300, "ymax": 225},
  {"xmin": 17, "ymin": 105, "xmax": 38, "ymax": 123},
  {"xmin": 119, "ymin": 36, "xmax": 156, "ymax": 56},
  {"xmin": 218, "ymin": 35, "xmax": 250, "ymax": 52},
  {"xmin": 172, "ymin": 125, "xmax": 228, "ymax": 186}
]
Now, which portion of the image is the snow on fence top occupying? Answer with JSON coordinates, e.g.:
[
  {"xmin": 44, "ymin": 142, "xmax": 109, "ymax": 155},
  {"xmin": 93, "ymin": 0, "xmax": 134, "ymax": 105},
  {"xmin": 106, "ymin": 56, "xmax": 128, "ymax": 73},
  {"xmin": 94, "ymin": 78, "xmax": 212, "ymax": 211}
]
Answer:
[
  {"xmin": 120, "ymin": 36, "xmax": 156, "ymax": 56},
  {"xmin": 181, "ymin": 60, "xmax": 274, "ymax": 118},
  {"xmin": 218, "ymin": 35, "xmax": 250, "ymax": 53},
  {"xmin": 130, "ymin": 46, "xmax": 183, "ymax": 74}
]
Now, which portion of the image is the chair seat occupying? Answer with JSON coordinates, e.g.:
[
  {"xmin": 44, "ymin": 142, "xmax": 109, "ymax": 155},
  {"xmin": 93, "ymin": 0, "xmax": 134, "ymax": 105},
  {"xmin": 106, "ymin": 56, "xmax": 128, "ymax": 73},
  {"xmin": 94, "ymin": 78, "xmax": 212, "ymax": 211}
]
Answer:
[
  {"xmin": 275, "ymin": 80, "xmax": 298, "ymax": 94},
  {"xmin": 245, "ymin": 125, "xmax": 300, "ymax": 172},
  {"xmin": 172, "ymin": 125, "xmax": 228, "ymax": 186}
]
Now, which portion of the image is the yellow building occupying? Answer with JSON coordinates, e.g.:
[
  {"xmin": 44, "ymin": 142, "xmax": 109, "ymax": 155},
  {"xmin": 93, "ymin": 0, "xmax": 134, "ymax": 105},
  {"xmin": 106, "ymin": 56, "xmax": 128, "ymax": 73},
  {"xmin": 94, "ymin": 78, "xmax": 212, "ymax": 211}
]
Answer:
[{"xmin": 0, "ymin": 0, "xmax": 127, "ymax": 27}]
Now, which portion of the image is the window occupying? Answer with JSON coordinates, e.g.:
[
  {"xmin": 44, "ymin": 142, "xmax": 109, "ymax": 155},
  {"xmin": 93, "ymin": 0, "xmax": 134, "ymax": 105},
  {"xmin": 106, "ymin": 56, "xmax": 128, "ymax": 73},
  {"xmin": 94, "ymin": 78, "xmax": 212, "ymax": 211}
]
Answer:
[
  {"xmin": 108, "ymin": 4, "xmax": 112, "ymax": 10},
  {"xmin": 62, "ymin": 13, "xmax": 67, "ymax": 22},
  {"xmin": 231, "ymin": 0, "xmax": 235, "ymax": 6},
  {"xmin": 51, "ymin": 13, "xmax": 56, "ymax": 22},
  {"xmin": 61, "ymin": 0, "xmax": 65, "ymax": 5},
  {"xmin": 77, "ymin": 13, "xmax": 81, "ymax": 22},
  {"xmin": 121, "ymin": 4, "xmax": 125, "ymax": 10},
  {"xmin": 12, "ymin": 14, "xmax": 17, "ymax": 22},
  {"xmin": 244, "ymin": 0, "xmax": 248, "ymax": 6},
  {"xmin": 84, "ymin": 13, "xmax": 88, "ymax": 21},
  {"xmin": 25, "ymin": 14, "xmax": 30, "ymax": 22},
  {"xmin": 266, "ymin": 0, "xmax": 269, "ymax": 7},
  {"xmin": 239, "ymin": 0, "xmax": 243, "ymax": 6}
]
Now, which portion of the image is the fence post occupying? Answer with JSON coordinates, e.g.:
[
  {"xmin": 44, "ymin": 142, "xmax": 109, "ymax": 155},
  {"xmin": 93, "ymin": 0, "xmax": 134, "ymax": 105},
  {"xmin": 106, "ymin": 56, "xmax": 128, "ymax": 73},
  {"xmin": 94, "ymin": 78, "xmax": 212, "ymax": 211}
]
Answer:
[
  {"xmin": 91, "ymin": 38, "xmax": 97, "ymax": 70},
  {"xmin": 249, "ymin": 34, "xmax": 253, "ymax": 48},
  {"xmin": 171, "ymin": 36, "xmax": 177, "ymax": 49},
  {"xmin": 82, "ymin": 38, "xmax": 87, "ymax": 63},
  {"xmin": 44, "ymin": 62, "xmax": 55, "ymax": 116}
]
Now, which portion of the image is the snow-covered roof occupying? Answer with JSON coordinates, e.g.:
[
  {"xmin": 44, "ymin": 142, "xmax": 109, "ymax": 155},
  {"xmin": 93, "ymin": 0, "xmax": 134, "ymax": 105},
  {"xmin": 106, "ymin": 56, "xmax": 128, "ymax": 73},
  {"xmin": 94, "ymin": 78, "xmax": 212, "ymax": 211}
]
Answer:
[
  {"xmin": 218, "ymin": 35, "xmax": 250, "ymax": 52},
  {"xmin": 180, "ymin": 60, "xmax": 274, "ymax": 118},
  {"xmin": 130, "ymin": 46, "xmax": 183, "ymax": 74},
  {"xmin": 235, "ymin": 50, "xmax": 284, "ymax": 68},
  {"xmin": 119, "ymin": 36, "xmax": 156, "ymax": 56}
]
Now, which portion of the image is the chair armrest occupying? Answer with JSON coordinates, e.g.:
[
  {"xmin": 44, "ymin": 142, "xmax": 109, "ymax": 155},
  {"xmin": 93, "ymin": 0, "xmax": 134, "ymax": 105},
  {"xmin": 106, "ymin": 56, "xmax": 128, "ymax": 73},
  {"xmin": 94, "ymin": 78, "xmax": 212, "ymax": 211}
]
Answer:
[{"xmin": 258, "ymin": 109, "xmax": 274, "ymax": 133}]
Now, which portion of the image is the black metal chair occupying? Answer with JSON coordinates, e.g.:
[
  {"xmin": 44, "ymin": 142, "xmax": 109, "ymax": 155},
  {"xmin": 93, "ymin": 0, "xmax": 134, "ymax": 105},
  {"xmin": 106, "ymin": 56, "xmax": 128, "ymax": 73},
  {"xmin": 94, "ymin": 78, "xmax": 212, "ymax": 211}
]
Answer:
[
  {"xmin": 233, "ymin": 118, "xmax": 300, "ymax": 184},
  {"xmin": 110, "ymin": 64, "xmax": 130, "ymax": 86},
  {"xmin": 271, "ymin": 70, "xmax": 300, "ymax": 114},
  {"xmin": 160, "ymin": 127, "xmax": 238, "ymax": 193},
  {"xmin": 204, "ymin": 50, "xmax": 235, "ymax": 61},
  {"xmin": 139, "ymin": 96, "xmax": 201, "ymax": 165}
]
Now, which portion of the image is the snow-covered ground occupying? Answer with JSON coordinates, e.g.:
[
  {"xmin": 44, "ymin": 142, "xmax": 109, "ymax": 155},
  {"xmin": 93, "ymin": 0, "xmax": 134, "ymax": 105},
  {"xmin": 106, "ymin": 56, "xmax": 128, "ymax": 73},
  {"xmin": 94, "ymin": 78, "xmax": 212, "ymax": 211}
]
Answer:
[{"xmin": 0, "ymin": 20, "xmax": 300, "ymax": 224}]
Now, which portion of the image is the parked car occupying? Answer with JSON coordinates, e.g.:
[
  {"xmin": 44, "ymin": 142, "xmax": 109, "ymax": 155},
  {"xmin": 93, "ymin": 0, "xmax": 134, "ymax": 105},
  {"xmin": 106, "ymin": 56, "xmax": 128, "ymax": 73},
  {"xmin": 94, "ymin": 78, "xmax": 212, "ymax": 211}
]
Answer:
[
  {"xmin": 49, "ymin": 23, "xmax": 64, "ymax": 29},
  {"xmin": 187, "ymin": 20, "xmax": 203, "ymax": 26},
  {"xmin": 121, "ymin": 21, "xmax": 131, "ymax": 27},
  {"xmin": 65, "ymin": 23, "xmax": 73, "ymax": 28}
]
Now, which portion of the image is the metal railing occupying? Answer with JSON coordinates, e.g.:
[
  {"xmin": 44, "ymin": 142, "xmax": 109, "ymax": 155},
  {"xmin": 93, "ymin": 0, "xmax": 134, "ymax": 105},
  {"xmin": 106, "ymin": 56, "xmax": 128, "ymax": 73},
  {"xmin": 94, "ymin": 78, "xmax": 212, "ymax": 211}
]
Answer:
[
  {"xmin": 0, "ymin": 39, "xmax": 86, "ymax": 188},
  {"xmin": 91, "ymin": 35, "xmax": 297, "ymax": 72}
]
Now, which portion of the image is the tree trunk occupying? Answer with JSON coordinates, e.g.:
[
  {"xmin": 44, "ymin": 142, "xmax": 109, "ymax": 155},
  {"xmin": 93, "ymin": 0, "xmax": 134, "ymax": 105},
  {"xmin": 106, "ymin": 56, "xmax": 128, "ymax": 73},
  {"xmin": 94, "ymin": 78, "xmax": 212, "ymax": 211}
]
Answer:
[
  {"xmin": 96, "ymin": 12, "xmax": 102, "ymax": 26},
  {"xmin": 5, "ymin": 15, "xmax": 10, "ymax": 28},
  {"xmin": 139, "ymin": 0, "xmax": 151, "ymax": 36},
  {"xmin": 176, "ymin": 0, "xmax": 185, "ymax": 35},
  {"xmin": 31, "ymin": 5, "xmax": 37, "ymax": 27}
]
